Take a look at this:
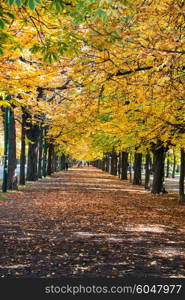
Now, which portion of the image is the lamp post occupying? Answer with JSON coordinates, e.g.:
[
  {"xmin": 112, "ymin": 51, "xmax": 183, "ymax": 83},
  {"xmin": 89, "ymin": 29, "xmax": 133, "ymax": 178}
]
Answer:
[{"xmin": 2, "ymin": 95, "xmax": 11, "ymax": 192}]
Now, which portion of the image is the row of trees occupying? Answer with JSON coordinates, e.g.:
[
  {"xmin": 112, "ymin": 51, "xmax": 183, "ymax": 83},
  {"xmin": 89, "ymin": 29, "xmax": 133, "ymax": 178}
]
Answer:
[
  {"xmin": 2, "ymin": 103, "xmax": 70, "ymax": 190},
  {"xmin": 92, "ymin": 149, "xmax": 182, "ymax": 196}
]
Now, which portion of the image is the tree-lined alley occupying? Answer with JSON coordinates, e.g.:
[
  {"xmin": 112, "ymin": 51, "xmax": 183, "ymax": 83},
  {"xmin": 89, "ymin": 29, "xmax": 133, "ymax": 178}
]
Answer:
[
  {"xmin": 0, "ymin": 0, "xmax": 185, "ymax": 280},
  {"xmin": 0, "ymin": 0, "xmax": 185, "ymax": 200}
]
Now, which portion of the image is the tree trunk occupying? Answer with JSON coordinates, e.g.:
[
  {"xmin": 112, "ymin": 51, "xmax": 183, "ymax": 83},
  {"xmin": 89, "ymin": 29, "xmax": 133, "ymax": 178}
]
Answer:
[
  {"xmin": 114, "ymin": 154, "xmax": 118, "ymax": 176},
  {"xmin": 129, "ymin": 153, "xmax": 132, "ymax": 183},
  {"xmin": 27, "ymin": 142, "xmax": 38, "ymax": 181},
  {"xmin": 53, "ymin": 151, "xmax": 57, "ymax": 172},
  {"xmin": 133, "ymin": 153, "xmax": 142, "ymax": 185},
  {"xmin": 110, "ymin": 155, "xmax": 114, "ymax": 175},
  {"xmin": 179, "ymin": 148, "xmax": 185, "ymax": 203},
  {"xmin": 105, "ymin": 155, "xmax": 109, "ymax": 172},
  {"xmin": 172, "ymin": 150, "xmax": 176, "ymax": 178},
  {"xmin": 166, "ymin": 152, "xmax": 170, "ymax": 178},
  {"xmin": 56, "ymin": 156, "xmax": 59, "ymax": 172},
  {"xmin": 102, "ymin": 157, "xmax": 106, "ymax": 171},
  {"xmin": 145, "ymin": 153, "xmax": 150, "ymax": 190},
  {"xmin": 19, "ymin": 112, "xmax": 26, "ymax": 185},
  {"xmin": 120, "ymin": 151, "xmax": 128, "ymax": 180},
  {"xmin": 38, "ymin": 128, "xmax": 43, "ymax": 179},
  {"xmin": 47, "ymin": 143, "xmax": 54, "ymax": 175},
  {"xmin": 60, "ymin": 154, "xmax": 66, "ymax": 170},
  {"xmin": 7, "ymin": 109, "xmax": 17, "ymax": 190},
  {"xmin": 110, "ymin": 152, "xmax": 117, "ymax": 175},
  {"xmin": 118, "ymin": 152, "xmax": 121, "ymax": 178},
  {"xmin": 42, "ymin": 128, "xmax": 48, "ymax": 177},
  {"xmin": 151, "ymin": 146, "xmax": 166, "ymax": 194},
  {"xmin": 26, "ymin": 124, "xmax": 40, "ymax": 181}
]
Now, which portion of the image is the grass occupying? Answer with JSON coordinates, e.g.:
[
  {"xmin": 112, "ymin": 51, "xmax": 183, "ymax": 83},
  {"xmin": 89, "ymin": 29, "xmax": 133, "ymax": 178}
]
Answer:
[{"xmin": 0, "ymin": 193, "xmax": 8, "ymax": 200}]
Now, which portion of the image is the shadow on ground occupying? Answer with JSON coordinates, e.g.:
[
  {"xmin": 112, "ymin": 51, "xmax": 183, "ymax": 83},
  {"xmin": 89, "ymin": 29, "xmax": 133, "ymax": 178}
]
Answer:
[{"xmin": 0, "ymin": 167, "xmax": 185, "ymax": 278}]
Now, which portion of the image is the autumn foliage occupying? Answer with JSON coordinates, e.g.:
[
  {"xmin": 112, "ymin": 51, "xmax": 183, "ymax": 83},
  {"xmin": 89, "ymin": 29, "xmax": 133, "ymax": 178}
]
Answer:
[{"xmin": 0, "ymin": 0, "xmax": 185, "ymax": 198}]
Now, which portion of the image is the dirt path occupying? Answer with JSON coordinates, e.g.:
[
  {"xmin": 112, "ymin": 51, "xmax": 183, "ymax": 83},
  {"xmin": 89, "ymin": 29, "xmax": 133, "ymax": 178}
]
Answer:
[{"xmin": 0, "ymin": 167, "xmax": 185, "ymax": 278}]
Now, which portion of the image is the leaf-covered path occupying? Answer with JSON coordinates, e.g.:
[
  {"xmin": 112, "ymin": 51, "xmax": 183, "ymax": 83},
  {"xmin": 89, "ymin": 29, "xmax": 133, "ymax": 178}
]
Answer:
[{"xmin": 0, "ymin": 167, "xmax": 185, "ymax": 278}]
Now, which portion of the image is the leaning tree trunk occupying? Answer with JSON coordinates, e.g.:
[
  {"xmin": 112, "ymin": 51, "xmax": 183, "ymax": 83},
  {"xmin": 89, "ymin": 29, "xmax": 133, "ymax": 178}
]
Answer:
[
  {"xmin": 145, "ymin": 153, "xmax": 150, "ymax": 190},
  {"xmin": 7, "ymin": 109, "xmax": 17, "ymax": 190},
  {"xmin": 120, "ymin": 151, "xmax": 128, "ymax": 180},
  {"xmin": 179, "ymin": 148, "xmax": 185, "ymax": 203},
  {"xmin": 19, "ymin": 112, "xmax": 26, "ymax": 185},
  {"xmin": 151, "ymin": 146, "xmax": 167, "ymax": 194},
  {"xmin": 133, "ymin": 153, "xmax": 142, "ymax": 185}
]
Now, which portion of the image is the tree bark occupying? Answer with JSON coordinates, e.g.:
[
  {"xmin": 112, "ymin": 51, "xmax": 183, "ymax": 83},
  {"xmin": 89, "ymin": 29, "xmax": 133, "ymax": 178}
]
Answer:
[
  {"xmin": 60, "ymin": 154, "xmax": 66, "ymax": 170},
  {"xmin": 129, "ymin": 153, "xmax": 132, "ymax": 183},
  {"xmin": 172, "ymin": 150, "xmax": 176, "ymax": 178},
  {"xmin": 53, "ymin": 151, "xmax": 57, "ymax": 172},
  {"xmin": 145, "ymin": 153, "xmax": 150, "ymax": 190},
  {"xmin": 47, "ymin": 143, "xmax": 54, "ymax": 175},
  {"xmin": 42, "ymin": 128, "xmax": 48, "ymax": 177},
  {"xmin": 56, "ymin": 156, "xmax": 59, "ymax": 172},
  {"xmin": 166, "ymin": 152, "xmax": 170, "ymax": 178},
  {"xmin": 26, "ymin": 122, "xmax": 40, "ymax": 181},
  {"xmin": 151, "ymin": 146, "xmax": 167, "ymax": 194},
  {"xmin": 19, "ymin": 112, "xmax": 26, "ymax": 185},
  {"xmin": 38, "ymin": 127, "xmax": 43, "ymax": 179},
  {"xmin": 179, "ymin": 148, "xmax": 185, "ymax": 203},
  {"xmin": 120, "ymin": 151, "xmax": 128, "ymax": 180},
  {"xmin": 102, "ymin": 157, "xmax": 106, "ymax": 171},
  {"xmin": 110, "ymin": 151, "xmax": 117, "ymax": 175},
  {"xmin": 105, "ymin": 154, "xmax": 109, "ymax": 172},
  {"xmin": 7, "ymin": 109, "xmax": 17, "ymax": 190},
  {"xmin": 27, "ymin": 142, "xmax": 39, "ymax": 181},
  {"xmin": 133, "ymin": 153, "xmax": 142, "ymax": 185},
  {"xmin": 114, "ymin": 154, "xmax": 118, "ymax": 176}
]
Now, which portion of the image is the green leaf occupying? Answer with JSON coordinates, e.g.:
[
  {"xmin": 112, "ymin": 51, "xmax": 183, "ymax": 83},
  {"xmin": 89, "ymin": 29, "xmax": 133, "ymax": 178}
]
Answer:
[
  {"xmin": 93, "ymin": 9, "xmax": 107, "ymax": 22},
  {"xmin": 28, "ymin": 0, "xmax": 35, "ymax": 10},
  {"xmin": 2, "ymin": 18, "xmax": 11, "ymax": 25},
  {"xmin": 4, "ymin": 12, "xmax": 15, "ymax": 19},
  {"xmin": 15, "ymin": 0, "xmax": 22, "ymax": 6},
  {"xmin": 55, "ymin": 0, "xmax": 61, "ymax": 12},
  {"xmin": 7, "ymin": 0, "xmax": 15, "ymax": 5},
  {"xmin": 0, "ymin": 47, "xmax": 4, "ymax": 55},
  {"xmin": 30, "ymin": 43, "xmax": 41, "ymax": 53},
  {"xmin": 0, "ymin": 20, "xmax": 5, "ymax": 29},
  {"xmin": 35, "ymin": 0, "xmax": 41, "ymax": 3}
]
